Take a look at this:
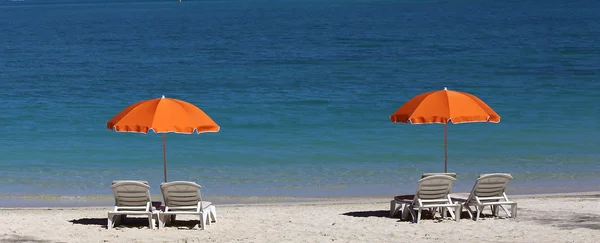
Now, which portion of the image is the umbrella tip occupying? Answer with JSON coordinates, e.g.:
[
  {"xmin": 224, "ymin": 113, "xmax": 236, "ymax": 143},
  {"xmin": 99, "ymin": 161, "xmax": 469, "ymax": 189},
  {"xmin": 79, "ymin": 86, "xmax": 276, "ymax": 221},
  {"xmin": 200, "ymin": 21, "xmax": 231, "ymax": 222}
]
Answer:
[{"xmin": 161, "ymin": 95, "xmax": 165, "ymax": 98}]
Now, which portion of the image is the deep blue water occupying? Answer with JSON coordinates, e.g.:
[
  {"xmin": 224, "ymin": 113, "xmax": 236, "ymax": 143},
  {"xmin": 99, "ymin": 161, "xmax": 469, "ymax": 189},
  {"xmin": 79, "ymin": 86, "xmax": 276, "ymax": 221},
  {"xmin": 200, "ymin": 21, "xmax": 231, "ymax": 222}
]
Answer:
[{"xmin": 1, "ymin": 0, "xmax": 600, "ymax": 201}]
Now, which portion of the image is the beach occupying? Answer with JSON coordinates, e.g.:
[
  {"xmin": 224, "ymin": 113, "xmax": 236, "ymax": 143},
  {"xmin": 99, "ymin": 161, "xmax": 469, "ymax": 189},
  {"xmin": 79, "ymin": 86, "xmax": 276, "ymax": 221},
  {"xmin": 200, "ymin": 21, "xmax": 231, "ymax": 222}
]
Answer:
[{"xmin": 1, "ymin": 192, "xmax": 599, "ymax": 243}]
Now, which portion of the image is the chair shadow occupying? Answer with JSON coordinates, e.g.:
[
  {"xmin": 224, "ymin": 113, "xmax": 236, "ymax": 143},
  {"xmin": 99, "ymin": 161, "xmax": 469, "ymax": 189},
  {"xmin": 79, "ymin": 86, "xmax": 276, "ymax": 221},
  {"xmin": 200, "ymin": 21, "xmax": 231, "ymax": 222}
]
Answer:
[
  {"xmin": 341, "ymin": 210, "xmax": 391, "ymax": 218},
  {"xmin": 69, "ymin": 217, "xmax": 155, "ymax": 229},
  {"xmin": 343, "ymin": 209, "xmax": 466, "ymax": 222},
  {"xmin": 69, "ymin": 218, "xmax": 107, "ymax": 226},
  {"xmin": 70, "ymin": 217, "xmax": 207, "ymax": 230},
  {"xmin": 164, "ymin": 219, "xmax": 203, "ymax": 230}
]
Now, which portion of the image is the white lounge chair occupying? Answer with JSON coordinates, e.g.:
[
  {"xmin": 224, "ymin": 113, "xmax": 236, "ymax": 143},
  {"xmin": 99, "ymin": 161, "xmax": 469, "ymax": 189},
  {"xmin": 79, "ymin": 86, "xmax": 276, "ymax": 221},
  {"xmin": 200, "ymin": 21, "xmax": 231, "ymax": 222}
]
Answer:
[
  {"xmin": 159, "ymin": 181, "xmax": 217, "ymax": 230},
  {"xmin": 108, "ymin": 181, "xmax": 158, "ymax": 229},
  {"xmin": 451, "ymin": 173, "xmax": 517, "ymax": 221},
  {"xmin": 390, "ymin": 172, "xmax": 456, "ymax": 217},
  {"xmin": 392, "ymin": 175, "xmax": 461, "ymax": 223}
]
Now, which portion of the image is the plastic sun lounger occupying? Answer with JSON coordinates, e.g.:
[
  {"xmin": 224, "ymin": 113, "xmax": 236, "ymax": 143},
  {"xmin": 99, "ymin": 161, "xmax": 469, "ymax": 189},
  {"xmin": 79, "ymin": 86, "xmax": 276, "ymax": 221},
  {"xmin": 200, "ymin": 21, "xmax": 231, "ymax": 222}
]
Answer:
[
  {"xmin": 159, "ymin": 181, "xmax": 217, "ymax": 230},
  {"xmin": 108, "ymin": 181, "xmax": 158, "ymax": 229},
  {"xmin": 390, "ymin": 172, "xmax": 457, "ymax": 218},
  {"xmin": 451, "ymin": 173, "xmax": 517, "ymax": 221},
  {"xmin": 392, "ymin": 175, "xmax": 462, "ymax": 223}
]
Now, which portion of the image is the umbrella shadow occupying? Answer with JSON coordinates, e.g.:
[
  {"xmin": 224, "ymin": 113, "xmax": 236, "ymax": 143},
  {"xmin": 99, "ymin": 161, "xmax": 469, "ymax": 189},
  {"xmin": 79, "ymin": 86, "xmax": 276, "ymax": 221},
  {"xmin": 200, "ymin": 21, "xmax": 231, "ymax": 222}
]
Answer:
[{"xmin": 526, "ymin": 210, "xmax": 600, "ymax": 231}]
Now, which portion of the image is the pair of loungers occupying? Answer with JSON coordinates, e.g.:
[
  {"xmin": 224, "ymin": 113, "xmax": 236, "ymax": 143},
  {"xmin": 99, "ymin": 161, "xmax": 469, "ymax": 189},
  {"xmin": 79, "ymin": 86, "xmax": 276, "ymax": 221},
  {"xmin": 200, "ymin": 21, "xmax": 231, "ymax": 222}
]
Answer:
[
  {"xmin": 108, "ymin": 180, "xmax": 217, "ymax": 230},
  {"xmin": 390, "ymin": 173, "xmax": 517, "ymax": 223}
]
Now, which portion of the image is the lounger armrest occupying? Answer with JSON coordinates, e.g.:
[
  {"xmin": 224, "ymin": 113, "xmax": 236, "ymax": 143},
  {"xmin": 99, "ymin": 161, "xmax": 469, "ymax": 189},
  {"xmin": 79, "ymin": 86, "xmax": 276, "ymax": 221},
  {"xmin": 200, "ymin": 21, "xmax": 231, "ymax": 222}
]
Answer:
[
  {"xmin": 477, "ymin": 196, "xmax": 506, "ymax": 200},
  {"xmin": 419, "ymin": 199, "xmax": 452, "ymax": 203},
  {"xmin": 413, "ymin": 203, "xmax": 461, "ymax": 208},
  {"xmin": 417, "ymin": 199, "xmax": 456, "ymax": 207},
  {"xmin": 109, "ymin": 210, "xmax": 155, "ymax": 214},
  {"xmin": 164, "ymin": 206, "xmax": 200, "ymax": 212},
  {"xmin": 115, "ymin": 206, "xmax": 150, "ymax": 210},
  {"xmin": 475, "ymin": 196, "xmax": 508, "ymax": 204},
  {"xmin": 476, "ymin": 201, "xmax": 517, "ymax": 206}
]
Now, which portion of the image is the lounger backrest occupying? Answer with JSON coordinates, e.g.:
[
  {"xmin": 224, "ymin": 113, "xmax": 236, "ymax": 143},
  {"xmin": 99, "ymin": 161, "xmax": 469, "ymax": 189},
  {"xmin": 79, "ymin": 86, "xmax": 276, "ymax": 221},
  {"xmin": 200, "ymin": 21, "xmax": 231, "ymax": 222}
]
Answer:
[
  {"xmin": 111, "ymin": 181, "xmax": 151, "ymax": 209},
  {"xmin": 421, "ymin": 172, "xmax": 457, "ymax": 179},
  {"xmin": 467, "ymin": 173, "xmax": 513, "ymax": 202},
  {"xmin": 414, "ymin": 175, "xmax": 456, "ymax": 201},
  {"xmin": 160, "ymin": 181, "xmax": 202, "ymax": 209},
  {"xmin": 112, "ymin": 180, "xmax": 149, "ymax": 185}
]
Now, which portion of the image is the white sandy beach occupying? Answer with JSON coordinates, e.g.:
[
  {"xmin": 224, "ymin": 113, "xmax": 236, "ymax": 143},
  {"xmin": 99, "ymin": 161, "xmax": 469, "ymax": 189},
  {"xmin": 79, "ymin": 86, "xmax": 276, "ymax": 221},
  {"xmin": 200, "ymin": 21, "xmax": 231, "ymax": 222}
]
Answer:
[{"xmin": 1, "ymin": 193, "xmax": 600, "ymax": 243}]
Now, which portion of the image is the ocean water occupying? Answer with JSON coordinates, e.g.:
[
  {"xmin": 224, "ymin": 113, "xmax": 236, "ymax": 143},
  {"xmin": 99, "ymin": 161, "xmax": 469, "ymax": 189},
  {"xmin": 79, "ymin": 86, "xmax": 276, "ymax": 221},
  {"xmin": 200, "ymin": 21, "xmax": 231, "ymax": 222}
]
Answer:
[{"xmin": 1, "ymin": 0, "xmax": 600, "ymax": 203}]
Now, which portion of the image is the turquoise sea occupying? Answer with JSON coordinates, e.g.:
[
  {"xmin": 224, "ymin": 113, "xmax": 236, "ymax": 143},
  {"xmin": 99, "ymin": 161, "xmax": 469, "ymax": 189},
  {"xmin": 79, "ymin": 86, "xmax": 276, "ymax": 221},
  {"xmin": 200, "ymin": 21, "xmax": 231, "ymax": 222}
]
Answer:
[{"xmin": 1, "ymin": 0, "xmax": 600, "ymax": 205}]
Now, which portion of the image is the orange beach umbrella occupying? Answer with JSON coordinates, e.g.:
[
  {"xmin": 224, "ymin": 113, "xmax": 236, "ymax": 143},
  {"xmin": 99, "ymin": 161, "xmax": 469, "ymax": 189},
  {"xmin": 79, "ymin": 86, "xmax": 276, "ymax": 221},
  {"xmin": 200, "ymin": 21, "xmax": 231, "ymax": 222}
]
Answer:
[
  {"xmin": 390, "ymin": 88, "xmax": 500, "ymax": 172},
  {"xmin": 107, "ymin": 96, "xmax": 220, "ymax": 182}
]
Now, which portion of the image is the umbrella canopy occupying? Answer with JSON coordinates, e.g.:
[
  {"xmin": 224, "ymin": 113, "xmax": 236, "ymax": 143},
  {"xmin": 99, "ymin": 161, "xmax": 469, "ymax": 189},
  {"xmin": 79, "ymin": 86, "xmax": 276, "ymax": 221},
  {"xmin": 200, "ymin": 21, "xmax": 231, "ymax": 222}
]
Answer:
[
  {"xmin": 107, "ymin": 96, "xmax": 220, "ymax": 182},
  {"xmin": 390, "ymin": 88, "xmax": 500, "ymax": 172}
]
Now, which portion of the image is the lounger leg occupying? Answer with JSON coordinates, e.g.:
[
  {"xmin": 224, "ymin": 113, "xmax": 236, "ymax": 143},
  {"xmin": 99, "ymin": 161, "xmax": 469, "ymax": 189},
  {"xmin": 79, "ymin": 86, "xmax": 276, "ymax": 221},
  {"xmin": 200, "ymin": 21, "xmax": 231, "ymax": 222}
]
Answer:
[
  {"xmin": 446, "ymin": 206, "xmax": 455, "ymax": 220},
  {"xmin": 399, "ymin": 204, "xmax": 406, "ymax": 220},
  {"xmin": 158, "ymin": 214, "xmax": 171, "ymax": 227},
  {"xmin": 416, "ymin": 208, "xmax": 422, "ymax": 224},
  {"xmin": 476, "ymin": 206, "xmax": 483, "ymax": 221},
  {"xmin": 455, "ymin": 205, "xmax": 462, "ymax": 222},
  {"xmin": 391, "ymin": 202, "xmax": 406, "ymax": 219},
  {"xmin": 209, "ymin": 206, "xmax": 217, "ymax": 223},
  {"xmin": 148, "ymin": 214, "xmax": 155, "ymax": 230},
  {"xmin": 107, "ymin": 214, "xmax": 114, "ymax": 229},
  {"xmin": 153, "ymin": 213, "xmax": 158, "ymax": 229},
  {"xmin": 464, "ymin": 205, "xmax": 474, "ymax": 220},
  {"xmin": 158, "ymin": 214, "xmax": 167, "ymax": 228},
  {"xmin": 203, "ymin": 211, "xmax": 211, "ymax": 226},
  {"xmin": 199, "ymin": 214, "xmax": 206, "ymax": 230},
  {"xmin": 113, "ymin": 214, "xmax": 122, "ymax": 227},
  {"xmin": 498, "ymin": 205, "xmax": 510, "ymax": 217},
  {"xmin": 407, "ymin": 207, "xmax": 415, "ymax": 223},
  {"xmin": 511, "ymin": 204, "xmax": 517, "ymax": 218}
]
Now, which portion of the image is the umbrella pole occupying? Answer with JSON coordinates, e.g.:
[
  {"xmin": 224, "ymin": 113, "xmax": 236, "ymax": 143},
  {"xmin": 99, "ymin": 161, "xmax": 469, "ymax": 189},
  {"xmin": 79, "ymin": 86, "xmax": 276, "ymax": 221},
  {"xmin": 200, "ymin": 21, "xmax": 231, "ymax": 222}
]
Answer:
[
  {"xmin": 444, "ymin": 123, "xmax": 447, "ymax": 173},
  {"xmin": 163, "ymin": 133, "xmax": 167, "ymax": 182}
]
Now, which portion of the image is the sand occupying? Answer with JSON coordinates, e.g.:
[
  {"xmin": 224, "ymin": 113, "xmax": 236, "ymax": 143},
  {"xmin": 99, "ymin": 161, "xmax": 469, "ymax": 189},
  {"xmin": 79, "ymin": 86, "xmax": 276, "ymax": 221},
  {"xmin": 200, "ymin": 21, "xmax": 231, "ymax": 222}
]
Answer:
[{"xmin": 1, "ymin": 193, "xmax": 600, "ymax": 243}]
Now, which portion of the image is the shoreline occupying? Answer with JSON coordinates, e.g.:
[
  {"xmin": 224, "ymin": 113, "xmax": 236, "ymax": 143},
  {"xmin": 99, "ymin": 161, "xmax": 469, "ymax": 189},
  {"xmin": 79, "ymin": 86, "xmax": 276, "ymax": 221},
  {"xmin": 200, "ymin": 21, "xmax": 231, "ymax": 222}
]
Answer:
[{"xmin": 2, "ymin": 189, "xmax": 600, "ymax": 209}]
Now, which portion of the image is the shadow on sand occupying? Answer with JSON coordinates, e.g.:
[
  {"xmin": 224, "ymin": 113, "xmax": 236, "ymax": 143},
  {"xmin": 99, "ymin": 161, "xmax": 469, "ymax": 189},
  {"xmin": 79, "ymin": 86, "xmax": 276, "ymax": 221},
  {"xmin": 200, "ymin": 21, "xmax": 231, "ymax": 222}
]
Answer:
[
  {"xmin": 0, "ymin": 234, "xmax": 54, "ymax": 243},
  {"xmin": 69, "ymin": 218, "xmax": 107, "ymax": 226},
  {"xmin": 69, "ymin": 217, "xmax": 154, "ymax": 229},
  {"xmin": 69, "ymin": 217, "xmax": 203, "ymax": 230},
  {"xmin": 342, "ymin": 209, "xmax": 477, "ymax": 222},
  {"xmin": 526, "ymin": 209, "xmax": 600, "ymax": 231},
  {"xmin": 341, "ymin": 210, "xmax": 390, "ymax": 218}
]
